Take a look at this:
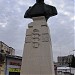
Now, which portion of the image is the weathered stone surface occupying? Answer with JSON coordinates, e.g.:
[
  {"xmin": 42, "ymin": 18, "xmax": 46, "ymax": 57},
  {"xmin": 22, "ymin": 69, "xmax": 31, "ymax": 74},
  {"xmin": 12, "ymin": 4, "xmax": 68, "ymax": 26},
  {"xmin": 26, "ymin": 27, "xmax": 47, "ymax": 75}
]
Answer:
[{"xmin": 20, "ymin": 16, "xmax": 55, "ymax": 75}]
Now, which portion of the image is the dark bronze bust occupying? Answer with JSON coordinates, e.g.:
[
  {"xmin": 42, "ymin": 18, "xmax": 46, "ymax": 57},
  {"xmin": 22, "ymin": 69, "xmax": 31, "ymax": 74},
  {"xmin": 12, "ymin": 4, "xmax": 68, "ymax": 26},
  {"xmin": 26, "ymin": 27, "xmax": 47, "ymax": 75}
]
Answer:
[
  {"xmin": 24, "ymin": 0, "xmax": 57, "ymax": 21},
  {"xmin": 36, "ymin": 0, "xmax": 44, "ymax": 3}
]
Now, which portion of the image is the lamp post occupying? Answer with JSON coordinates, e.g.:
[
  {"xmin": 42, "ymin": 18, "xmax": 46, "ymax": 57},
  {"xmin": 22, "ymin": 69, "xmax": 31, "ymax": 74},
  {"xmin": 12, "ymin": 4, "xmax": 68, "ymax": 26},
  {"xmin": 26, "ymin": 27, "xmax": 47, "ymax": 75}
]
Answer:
[
  {"xmin": 73, "ymin": 50, "xmax": 75, "ymax": 56},
  {"xmin": 69, "ymin": 50, "xmax": 75, "ymax": 74},
  {"xmin": 68, "ymin": 51, "xmax": 73, "ymax": 74}
]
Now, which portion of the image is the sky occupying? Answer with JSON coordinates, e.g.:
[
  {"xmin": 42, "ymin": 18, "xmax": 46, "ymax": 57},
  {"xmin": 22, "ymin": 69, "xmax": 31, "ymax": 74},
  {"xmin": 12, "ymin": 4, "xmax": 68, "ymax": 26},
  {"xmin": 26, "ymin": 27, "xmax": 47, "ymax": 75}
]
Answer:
[{"xmin": 0, "ymin": 0, "xmax": 75, "ymax": 61}]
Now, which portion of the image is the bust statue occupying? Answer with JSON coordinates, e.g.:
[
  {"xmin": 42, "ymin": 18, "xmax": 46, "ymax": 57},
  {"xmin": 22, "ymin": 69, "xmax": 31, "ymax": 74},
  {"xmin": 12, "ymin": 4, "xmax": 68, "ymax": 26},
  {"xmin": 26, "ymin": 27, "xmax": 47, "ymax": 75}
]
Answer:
[
  {"xmin": 24, "ymin": 0, "xmax": 57, "ymax": 21},
  {"xmin": 36, "ymin": 0, "xmax": 44, "ymax": 3}
]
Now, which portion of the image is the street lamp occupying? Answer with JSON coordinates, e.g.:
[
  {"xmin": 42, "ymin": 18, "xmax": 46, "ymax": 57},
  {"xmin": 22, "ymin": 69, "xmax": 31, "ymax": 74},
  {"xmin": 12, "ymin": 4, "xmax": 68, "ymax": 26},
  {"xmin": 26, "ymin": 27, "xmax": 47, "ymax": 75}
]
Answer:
[{"xmin": 73, "ymin": 50, "xmax": 75, "ymax": 56}]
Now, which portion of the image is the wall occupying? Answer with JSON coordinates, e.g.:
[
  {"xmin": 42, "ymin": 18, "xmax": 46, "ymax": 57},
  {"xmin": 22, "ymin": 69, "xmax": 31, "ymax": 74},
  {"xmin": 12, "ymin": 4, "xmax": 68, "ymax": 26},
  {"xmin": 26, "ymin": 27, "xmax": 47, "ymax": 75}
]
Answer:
[
  {"xmin": 57, "ymin": 67, "xmax": 75, "ymax": 75},
  {"xmin": 0, "ymin": 63, "xmax": 5, "ymax": 75},
  {"xmin": 6, "ymin": 57, "xmax": 21, "ymax": 75},
  {"xmin": 0, "ymin": 41, "xmax": 15, "ymax": 55}
]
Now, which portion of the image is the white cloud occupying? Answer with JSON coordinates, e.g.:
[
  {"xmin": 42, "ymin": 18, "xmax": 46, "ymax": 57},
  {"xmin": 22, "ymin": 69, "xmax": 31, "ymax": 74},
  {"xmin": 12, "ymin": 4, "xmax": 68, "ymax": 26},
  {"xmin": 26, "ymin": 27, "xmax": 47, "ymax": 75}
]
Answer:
[
  {"xmin": 60, "ymin": 21, "xmax": 65, "ymax": 24},
  {"xmin": 18, "ymin": 0, "xmax": 34, "ymax": 6},
  {"xmin": 0, "ymin": 0, "xmax": 74, "ymax": 61},
  {"xmin": 0, "ymin": 22, "xmax": 7, "ymax": 28},
  {"xmin": 45, "ymin": 0, "xmax": 53, "ymax": 5},
  {"xmin": 74, "ymin": 25, "xmax": 75, "ymax": 30},
  {"xmin": 18, "ymin": 0, "xmax": 25, "ymax": 5},
  {"xmin": 63, "ymin": 12, "xmax": 70, "ymax": 16},
  {"xmin": 71, "ymin": 16, "xmax": 75, "ymax": 21},
  {"xmin": 60, "ymin": 4, "xmax": 65, "ymax": 8}
]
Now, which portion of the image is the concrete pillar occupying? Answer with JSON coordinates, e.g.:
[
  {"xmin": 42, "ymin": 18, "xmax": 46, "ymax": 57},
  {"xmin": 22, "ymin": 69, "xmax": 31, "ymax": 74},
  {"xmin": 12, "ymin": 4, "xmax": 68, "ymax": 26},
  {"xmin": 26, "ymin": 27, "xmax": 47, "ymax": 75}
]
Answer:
[{"xmin": 20, "ymin": 16, "xmax": 55, "ymax": 75}]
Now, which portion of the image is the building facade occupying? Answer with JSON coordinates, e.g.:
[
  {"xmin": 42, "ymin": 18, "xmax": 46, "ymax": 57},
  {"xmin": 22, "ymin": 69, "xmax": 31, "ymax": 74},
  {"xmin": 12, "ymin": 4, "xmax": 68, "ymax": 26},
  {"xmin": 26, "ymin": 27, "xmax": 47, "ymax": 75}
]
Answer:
[
  {"xmin": 0, "ymin": 52, "xmax": 6, "ymax": 75},
  {"xmin": 0, "ymin": 41, "xmax": 15, "ymax": 55},
  {"xmin": 58, "ymin": 55, "xmax": 73, "ymax": 67},
  {"xmin": 57, "ymin": 55, "xmax": 75, "ymax": 75},
  {"xmin": 0, "ymin": 62, "xmax": 5, "ymax": 75},
  {"xmin": 0, "ymin": 41, "xmax": 15, "ymax": 75},
  {"xmin": 57, "ymin": 67, "xmax": 75, "ymax": 75},
  {"xmin": 0, "ymin": 53, "xmax": 22, "ymax": 75},
  {"xmin": 0, "ymin": 41, "xmax": 58, "ymax": 75},
  {"xmin": 5, "ymin": 55, "xmax": 22, "ymax": 75}
]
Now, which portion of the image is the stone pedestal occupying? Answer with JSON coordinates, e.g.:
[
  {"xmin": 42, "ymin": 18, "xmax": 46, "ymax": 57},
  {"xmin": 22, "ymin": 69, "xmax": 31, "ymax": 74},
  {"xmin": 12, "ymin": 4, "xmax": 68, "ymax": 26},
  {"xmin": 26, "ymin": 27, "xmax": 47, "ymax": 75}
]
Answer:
[{"xmin": 20, "ymin": 16, "xmax": 55, "ymax": 75}]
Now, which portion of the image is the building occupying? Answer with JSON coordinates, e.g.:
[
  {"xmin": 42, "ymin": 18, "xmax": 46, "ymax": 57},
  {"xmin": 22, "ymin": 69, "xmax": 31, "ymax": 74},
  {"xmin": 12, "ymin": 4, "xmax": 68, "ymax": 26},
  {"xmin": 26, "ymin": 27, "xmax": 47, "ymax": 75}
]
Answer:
[
  {"xmin": 54, "ymin": 62, "xmax": 58, "ymax": 75},
  {"xmin": 0, "ymin": 41, "xmax": 22, "ymax": 75},
  {"xmin": 0, "ymin": 41, "xmax": 15, "ymax": 75},
  {"xmin": 0, "ymin": 41, "xmax": 58, "ymax": 75},
  {"xmin": 57, "ymin": 55, "xmax": 73, "ymax": 67},
  {"xmin": 5, "ymin": 55, "xmax": 22, "ymax": 75},
  {"xmin": 0, "ymin": 41, "xmax": 15, "ymax": 55},
  {"xmin": 57, "ymin": 67, "xmax": 75, "ymax": 75},
  {"xmin": 0, "ymin": 54, "xmax": 22, "ymax": 75},
  {"xmin": 0, "ymin": 52, "xmax": 6, "ymax": 75},
  {"xmin": 57, "ymin": 55, "xmax": 75, "ymax": 75}
]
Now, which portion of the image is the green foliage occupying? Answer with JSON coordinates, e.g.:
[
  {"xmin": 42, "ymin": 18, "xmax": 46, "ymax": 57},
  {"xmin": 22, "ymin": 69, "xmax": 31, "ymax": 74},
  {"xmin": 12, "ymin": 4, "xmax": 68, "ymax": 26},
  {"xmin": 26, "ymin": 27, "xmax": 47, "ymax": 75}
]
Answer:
[
  {"xmin": 0, "ymin": 53, "xmax": 6, "ymax": 63},
  {"xmin": 70, "ymin": 55, "xmax": 75, "ymax": 68}
]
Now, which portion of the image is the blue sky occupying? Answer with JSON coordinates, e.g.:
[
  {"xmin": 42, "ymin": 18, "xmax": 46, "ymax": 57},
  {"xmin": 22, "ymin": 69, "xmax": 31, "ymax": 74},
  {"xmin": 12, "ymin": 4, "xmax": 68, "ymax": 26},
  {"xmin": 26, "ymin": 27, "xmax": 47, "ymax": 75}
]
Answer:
[{"xmin": 0, "ymin": 0, "xmax": 75, "ymax": 61}]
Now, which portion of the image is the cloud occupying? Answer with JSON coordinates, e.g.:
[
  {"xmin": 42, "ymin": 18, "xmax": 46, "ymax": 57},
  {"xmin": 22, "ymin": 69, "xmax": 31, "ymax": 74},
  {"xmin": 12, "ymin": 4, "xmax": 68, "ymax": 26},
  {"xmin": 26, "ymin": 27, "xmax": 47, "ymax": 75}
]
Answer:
[
  {"xmin": 71, "ymin": 16, "xmax": 75, "ymax": 21},
  {"xmin": 0, "ymin": 0, "xmax": 74, "ymax": 61},
  {"xmin": 0, "ymin": 22, "xmax": 7, "ymax": 28},
  {"xmin": 45, "ymin": 0, "xmax": 53, "ymax": 5}
]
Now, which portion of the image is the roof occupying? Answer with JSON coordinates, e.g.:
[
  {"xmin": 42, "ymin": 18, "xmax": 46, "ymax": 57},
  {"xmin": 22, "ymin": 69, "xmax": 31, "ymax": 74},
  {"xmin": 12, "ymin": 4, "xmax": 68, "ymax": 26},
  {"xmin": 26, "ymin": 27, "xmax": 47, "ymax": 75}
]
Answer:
[
  {"xmin": 6, "ymin": 55, "xmax": 22, "ymax": 60},
  {"xmin": 57, "ymin": 67, "xmax": 75, "ymax": 70},
  {"xmin": 0, "ymin": 41, "xmax": 15, "ymax": 50},
  {"xmin": 57, "ymin": 67, "xmax": 70, "ymax": 70}
]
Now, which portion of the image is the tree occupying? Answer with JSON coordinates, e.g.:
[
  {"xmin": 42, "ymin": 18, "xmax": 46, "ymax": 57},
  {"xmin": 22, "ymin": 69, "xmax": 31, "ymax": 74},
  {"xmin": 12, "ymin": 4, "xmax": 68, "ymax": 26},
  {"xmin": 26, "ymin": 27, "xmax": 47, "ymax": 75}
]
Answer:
[
  {"xmin": 0, "ymin": 52, "xmax": 6, "ymax": 64},
  {"xmin": 70, "ymin": 55, "xmax": 75, "ymax": 68}
]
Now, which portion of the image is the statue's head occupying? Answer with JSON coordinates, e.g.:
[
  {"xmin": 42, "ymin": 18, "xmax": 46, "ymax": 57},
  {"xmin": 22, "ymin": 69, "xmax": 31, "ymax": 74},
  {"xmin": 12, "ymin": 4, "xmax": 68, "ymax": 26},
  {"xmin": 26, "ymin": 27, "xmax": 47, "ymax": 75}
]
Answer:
[{"xmin": 36, "ymin": 0, "xmax": 44, "ymax": 3}]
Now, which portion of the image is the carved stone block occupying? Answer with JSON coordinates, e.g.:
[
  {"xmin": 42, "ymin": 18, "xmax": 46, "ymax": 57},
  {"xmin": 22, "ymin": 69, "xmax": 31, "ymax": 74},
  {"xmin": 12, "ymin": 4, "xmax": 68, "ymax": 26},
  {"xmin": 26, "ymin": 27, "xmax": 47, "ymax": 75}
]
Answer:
[
  {"xmin": 33, "ymin": 42, "xmax": 39, "ymax": 48},
  {"xmin": 42, "ymin": 33, "xmax": 49, "ymax": 42},
  {"xmin": 25, "ymin": 36, "xmax": 31, "ymax": 43}
]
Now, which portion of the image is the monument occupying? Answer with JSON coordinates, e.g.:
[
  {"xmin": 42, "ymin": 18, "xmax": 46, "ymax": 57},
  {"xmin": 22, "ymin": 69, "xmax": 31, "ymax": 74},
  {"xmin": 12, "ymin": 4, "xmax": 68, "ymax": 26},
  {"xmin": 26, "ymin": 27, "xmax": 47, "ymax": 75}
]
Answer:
[{"xmin": 20, "ymin": 0, "xmax": 57, "ymax": 75}]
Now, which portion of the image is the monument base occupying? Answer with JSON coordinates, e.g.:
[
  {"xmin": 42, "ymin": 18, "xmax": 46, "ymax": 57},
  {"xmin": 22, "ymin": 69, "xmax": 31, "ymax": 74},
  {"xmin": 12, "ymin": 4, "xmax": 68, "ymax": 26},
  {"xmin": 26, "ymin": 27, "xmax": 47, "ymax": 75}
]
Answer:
[{"xmin": 20, "ymin": 16, "xmax": 55, "ymax": 75}]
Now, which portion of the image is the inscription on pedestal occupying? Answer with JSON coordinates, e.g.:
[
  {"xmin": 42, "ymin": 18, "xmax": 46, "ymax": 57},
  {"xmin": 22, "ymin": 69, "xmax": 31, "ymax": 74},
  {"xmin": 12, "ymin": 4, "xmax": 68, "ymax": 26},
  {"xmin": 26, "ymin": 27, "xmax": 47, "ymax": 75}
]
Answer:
[
  {"xmin": 32, "ymin": 29, "xmax": 40, "ymax": 48},
  {"xmin": 25, "ymin": 35, "xmax": 31, "ymax": 43},
  {"xmin": 21, "ymin": 16, "xmax": 55, "ymax": 75},
  {"xmin": 33, "ymin": 42, "xmax": 39, "ymax": 48},
  {"xmin": 42, "ymin": 33, "xmax": 49, "ymax": 42}
]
